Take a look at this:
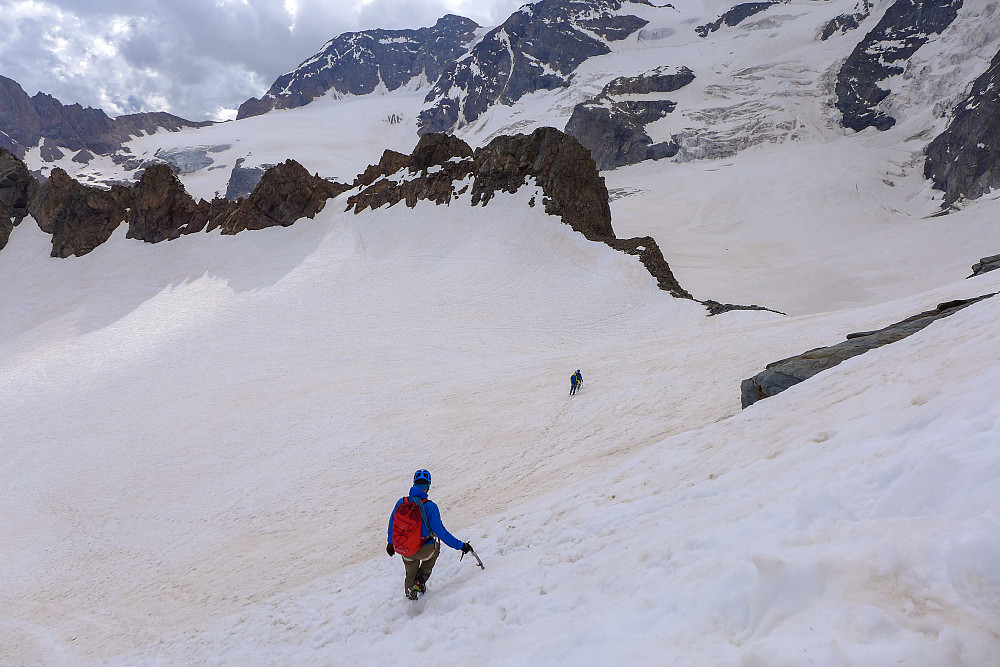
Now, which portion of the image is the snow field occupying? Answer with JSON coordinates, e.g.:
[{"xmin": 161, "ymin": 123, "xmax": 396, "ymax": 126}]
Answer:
[{"xmin": 103, "ymin": 270, "xmax": 1000, "ymax": 666}]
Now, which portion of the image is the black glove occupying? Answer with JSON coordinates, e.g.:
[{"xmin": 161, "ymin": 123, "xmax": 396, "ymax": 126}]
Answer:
[
  {"xmin": 461, "ymin": 542, "xmax": 473, "ymax": 554},
  {"xmin": 386, "ymin": 543, "xmax": 395, "ymax": 557}
]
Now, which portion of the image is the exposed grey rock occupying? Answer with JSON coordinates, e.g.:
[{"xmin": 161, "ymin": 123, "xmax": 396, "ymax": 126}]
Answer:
[
  {"xmin": 696, "ymin": 1, "xmax": 785, "ymax": 38},
  {"xmin": 702, "ymin": 300, "xmax": 785, "ymax": 316},
  {"xmin": 565, "ymin": 66, "xmax": 694, "ymax": 170},
  {"xmin": 924, "ymin": 47, "xmax": 1000, "ymax": 205},
  {"xmin": 418, "ymin": 0, "xmax": 650, "ymax": 135},
  {"xmin": 835, "ymin": 0, "xmax": 964, "ymax": 132},
  {"xmin": 237, "ymin": 15, "xmax": 478, "ymax": 120},
  {"xmin": 740, "ymin": 294, "xmax": 996, "ymax": 408},
  {"xmin": 72, "ymin": 149, "xmax": 94, "ymax": 164},
  {"xmin": 970, "ymin": 253, "xmax": 1000, "ymax": 277},
  {"xmin": 820, "ymin": 0, "xmax": 873, "ymax": 40},
  {"xmin": 39, "ymin": 139, "xmax": 64, "ymax": 162},
  {"xmin": 0, "ymin": 74, "xmax": 212, "ymax": 157}
]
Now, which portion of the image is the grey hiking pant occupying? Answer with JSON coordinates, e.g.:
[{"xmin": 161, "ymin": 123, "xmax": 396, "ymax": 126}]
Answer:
[{"xmin": 402, "ymin": 539, "xmax": 439, "ymax": 591}]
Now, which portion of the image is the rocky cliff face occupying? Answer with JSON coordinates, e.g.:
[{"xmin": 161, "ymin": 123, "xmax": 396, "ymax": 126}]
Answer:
[
  {"xmin": 740, "ymin": 293, "xmax": 995, "ymax": 407},
  {"xmin": 28, "ymin": 168, "xmax": 128, "ymax": 258},
  {"xmin": 237, "ymin": 15, "xmax": 479, "ymax": 120},
  {"xmin": 835, "ymin": 0, "xmax": 964, "ymax": 132},
  {"xmin": 924, "ymin": 47, "xmax": 1000, "ymax": 205},
  {"xmin": 417, "ymin": 0, "xmax": 650, "ymax": 135},
  {"xmin": 565, "ymin": 67, "xmax": 694, "ymax": 170},
  {"xmin": 0, "ymin": 75, "xmax": 212, "ymax": 158}
]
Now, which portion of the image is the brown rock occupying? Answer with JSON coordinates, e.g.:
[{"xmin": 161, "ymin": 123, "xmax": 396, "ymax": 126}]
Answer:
[
  {"xmin": 28, "ymin": 167, "xmax": 127, "ymax": 257},
  {"xmin": 471, "ymin": 126, "xmax": 614, "ymax": 241},
  {"xmin": 127, "ymin": 164, "xmax": 210, "ymax": 242},
  {"xmin": 216, "ymin": 160, "xmax": 348, "ymax": 234},
  {"xmin": 0, "ymin": 146, "xmax": 39, "ymax": 249}
]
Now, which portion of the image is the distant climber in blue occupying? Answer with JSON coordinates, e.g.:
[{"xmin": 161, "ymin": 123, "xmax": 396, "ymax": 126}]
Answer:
[
  {"xmin": 570, "ymin": 371, "xmax": 580, "ymax": 395},
  {"xmin": 574, "ymin": 369, "xmax": 583, "ymax": 389},
  {"xmin": 386, "ymin": 469, "xmax": 472, "ymax": 600}
]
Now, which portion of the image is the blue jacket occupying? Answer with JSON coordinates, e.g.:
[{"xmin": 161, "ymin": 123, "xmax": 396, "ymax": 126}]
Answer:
[
  {"xmin": 570, "ymin": 374, "xmax": 579, "ymax": 387},
  {"xmin": 388, "ymin": 486, "xmax": 464, "ymax": 551}
]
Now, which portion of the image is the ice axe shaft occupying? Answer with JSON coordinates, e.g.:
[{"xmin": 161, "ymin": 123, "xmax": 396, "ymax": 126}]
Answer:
[{"xmin": 461, "ymin": 547, "xmax": 485, "ymax": 570}]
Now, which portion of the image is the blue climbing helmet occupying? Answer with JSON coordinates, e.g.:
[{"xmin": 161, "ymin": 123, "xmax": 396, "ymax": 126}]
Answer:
[{"xmin": 413, "ymin": 469, "xmax": 432, "ymax": 487}]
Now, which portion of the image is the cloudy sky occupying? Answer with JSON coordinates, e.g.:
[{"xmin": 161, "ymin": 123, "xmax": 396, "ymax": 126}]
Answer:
[{"xmin": 0, "ymin": 0, "xmax": 525, "ymax": 121}]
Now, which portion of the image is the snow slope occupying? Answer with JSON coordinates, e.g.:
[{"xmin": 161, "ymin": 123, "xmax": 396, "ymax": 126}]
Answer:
[
  {"xmin": 4, "ymin": 0, "xmax": 1000, "ymax": 663},
  {"xmin": 2, "ymin": 179, "xmax": 999, "ymax": 664}
]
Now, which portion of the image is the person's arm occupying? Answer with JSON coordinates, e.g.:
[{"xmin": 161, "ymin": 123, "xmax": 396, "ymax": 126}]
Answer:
[
  {"xmin": 387, "ymin": 497, "xmax": 403, "ymax": 544},
  {"xmin": 424, "ymin": 501, "xmax": 465, "ymax": 550}
]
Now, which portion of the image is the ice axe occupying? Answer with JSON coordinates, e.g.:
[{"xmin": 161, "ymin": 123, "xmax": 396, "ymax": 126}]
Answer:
[{"xmin": 461, "ymin": 546, "xmax": 485, "ymax": 570}]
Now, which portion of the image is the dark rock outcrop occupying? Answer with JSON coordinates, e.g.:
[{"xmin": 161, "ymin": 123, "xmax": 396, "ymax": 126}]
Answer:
[
  {"xmin": 348, "ymin": 127, "xmax": 693, "ymax": 299},
  {"xmin": 127, "ymin": 164, "xmax": 210, "ymax": 242},
  {"xmin": 27, "ymin": 168, "xmax": 128, "ymax": 257},
  {"xmin": 237, "ymin": 15, "xmax": 479, "ymax": 120},
  {"xmin": 924, "ymin": 47, "xmax": 1000, "ymax": 205},
  {"xmin": 970, "ymin": 253, "xmax": 1000, "ymax": 277},
  {"xmin": 214, "ymin": 160, "xmax": 349, "ymax": 234},
  {"xmin": 471, "ymin": 127, "xmax": 615, "ymax": 241},
  {"xmin": 740, "ymin": 293, "xmax": 996, "ymax": 407},
  {"xmin": 835, "ymin": 0, "xmax": 964, "ymax": 132},
  {"xmin": 0, "ymin": 147, "xmax": 39, "ymax": 249},
  {"xmin": 821, "ymin": 0, "xmax": 873, "ymax": 40},
  {"xmin": 0, "ymin": 75, "xmax": 211, "ymax": 158},
  {"xmin": 1, "ymin": 147, "xmax": 350, "ymax": 256},
  {"xmin": 695, "ymin": 1, "xmax": 785, "ymax": 38},
  {"xmin": 418, "ymin": 0, "xmax": 650, "ymax": 135},
  {"xmin": 565, "ymin": 67, "xmax": 694, "ymax": 170}
]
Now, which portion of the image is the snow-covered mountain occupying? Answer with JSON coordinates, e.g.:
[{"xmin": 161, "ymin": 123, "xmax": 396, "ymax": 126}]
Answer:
[{"xmin": 3, "ymin": 0, "xmax": 1000, "ymax": 664}]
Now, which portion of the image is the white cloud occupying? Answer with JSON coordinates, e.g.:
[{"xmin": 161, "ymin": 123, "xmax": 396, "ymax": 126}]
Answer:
[{"xmin": 0, "ymin": 0, "xmax": 525, "ymax": 121}]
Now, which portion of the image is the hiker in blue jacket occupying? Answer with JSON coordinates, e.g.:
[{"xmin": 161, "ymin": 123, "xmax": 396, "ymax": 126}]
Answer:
[
  {"xmin": 386, "ymin": 469, "xmax": 472, "ymax": 600},
  {"xmin": 570, "ymin": 371, "xmax": 580, "ymax": 395},
  {"xmin": 574, "ymin": 369, "xmax": 583, "ymax": 390}
]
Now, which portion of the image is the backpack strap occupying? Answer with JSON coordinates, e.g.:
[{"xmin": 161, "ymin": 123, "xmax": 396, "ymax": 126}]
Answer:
[{"xmin": 410, "ymin": 495, "xmax": 437, "ymax": 541}]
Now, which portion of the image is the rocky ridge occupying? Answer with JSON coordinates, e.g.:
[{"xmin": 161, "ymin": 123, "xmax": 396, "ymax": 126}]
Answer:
[
  {"xmin": 349, "ymin": 127, "xmax": 692, "ymax": 298},
  {"xmin": 565, "ymin": 66, "xmax": 694, "ymax": 170},
  {"xmin": 0, "ymin": 146, "xmax": 349, "ymax": 257},
  {"xmin": 417, "ymin": 0, "xmax": 651, "ymax": 135},
  {"xmin": 740, "ymin": 293, "xmax": 996, "ymax": 408},
  {"xmin": 0, "ymin": 75, "xmax": 212, "ymax": 159},
  {"xmin": 237, "ymin": 15, "xmax": 479, "ymax": 120}
]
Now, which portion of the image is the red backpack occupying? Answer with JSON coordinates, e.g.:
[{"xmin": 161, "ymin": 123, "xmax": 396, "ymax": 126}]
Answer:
[{"xmin": 392, "ymin": 496, "xmax": 432, "ymax": 557}]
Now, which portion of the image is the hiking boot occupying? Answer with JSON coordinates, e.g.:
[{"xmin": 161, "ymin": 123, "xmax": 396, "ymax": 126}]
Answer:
[
  {"xmin": 412, "ymin": 576, "xmax": 426, "ymax": 593},
  {"xmin": 405, "ymin": 587, "xmax": 419, "ymax": 601}
]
